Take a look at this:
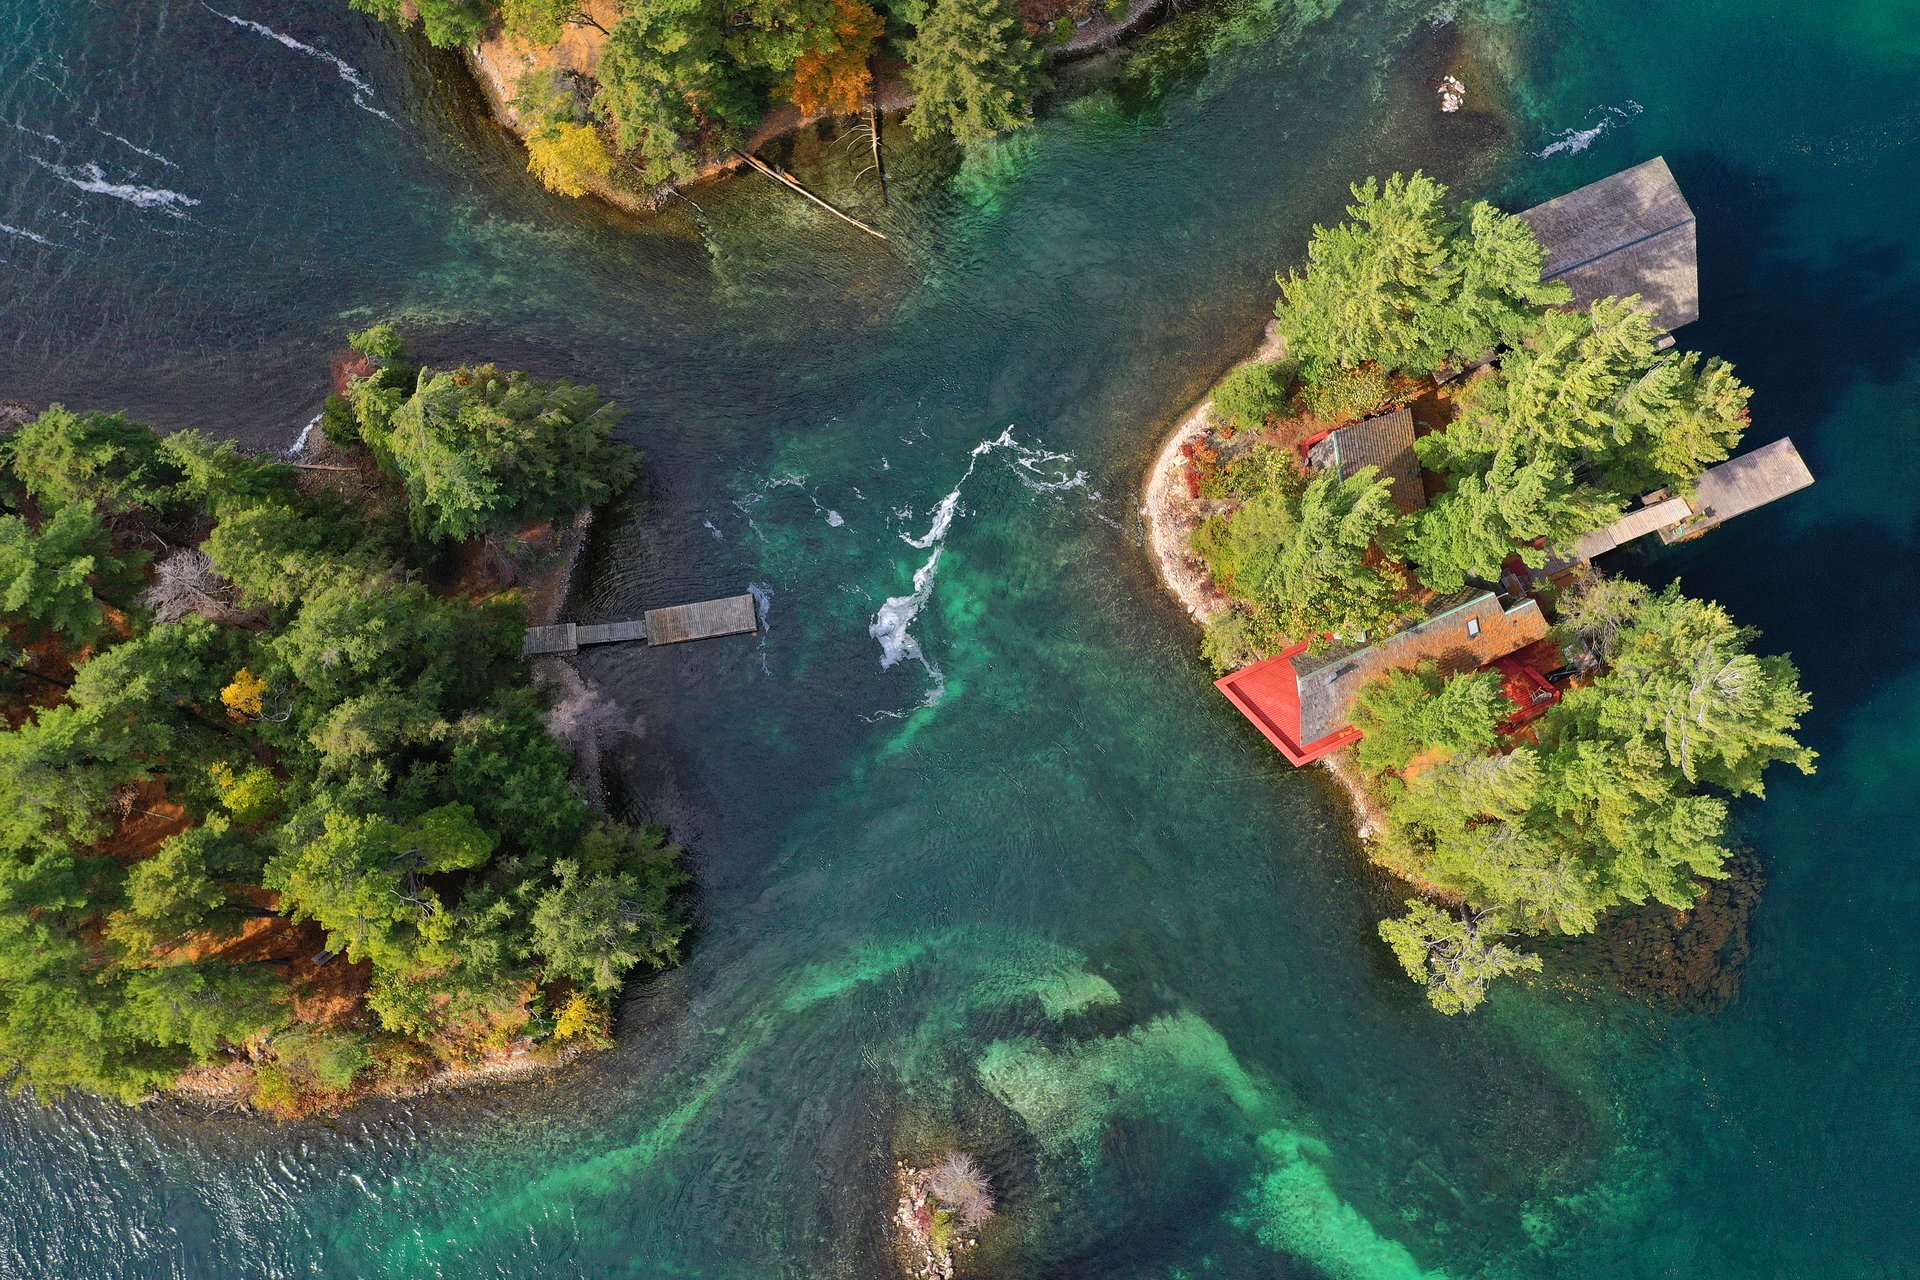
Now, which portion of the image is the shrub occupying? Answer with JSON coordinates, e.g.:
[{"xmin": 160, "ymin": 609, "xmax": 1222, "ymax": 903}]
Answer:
[
  {"xmin": 527, "ymin": 123, "xmax": 615, "ymax": 199},
  {"xmin": 928, "ymin": 1152, "xmax": 996, "ymax": 1229},
  {"xmin": 1211, "ymin": 359, "xmax": 1295, "ymax": 434},
  {"xmin": 552, "ymin": 991, "xmax": 612, "ymax": 1045},
  {"xmin": 1200, "ymin": 609, "xmax": 1261, "ymax": 674},
  {"xmin": 1296, "ymin": 364, "xmax": 1391, "ymax": 425}
]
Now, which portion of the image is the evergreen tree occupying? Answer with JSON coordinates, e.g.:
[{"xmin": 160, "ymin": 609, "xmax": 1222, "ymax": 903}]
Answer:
[
  {"xmin": 5, "ymin": 406, "xmax": 176, "ymax": 514},
  {"xmin": 357, "ymin": 363, "xmax": 634, "ymax": 541},
  {"xmin": 1379, "ymin": 901, "xmax": 1541, "ymax": 1015},
  {"xmin": 1583, "ymin": 586, "xmax": 1816, "ymax": 794},
  {"xmin": 501, "ymin": 0, "xmax": 610, "ymax": 42},
  {"xmin": 1274, "ymin": 173, "xmax": 1456, "ymax": 380},
  {"xmin": 529, "ymin": 822, "xmax": 687, "ymax": 992},
  {"xmin": 1194, "ymin": 466, "xmax": 1405, "ymax": 647},
  {"xmin": 904, "ymin": 0, "xmax": 1044, "ymax": 144},
  {"xmin": 105, "ymin": 820, "xmax": 235, "ymax": 957},
  {"xmin": 1407, "ymin": 441, "xmax": 1619, "ymax": 592},
  {"xmin": 0, "ymin": 505, "xmax": 118, "ymax": 645},
  {"xmin": 348, "ymin": 0, "xmax": 499, "ymax": 48},
  {"xmin": 1351, "ymin": 663, "xmax": 1507, "ymax": 775},
  {"xmin": 597, "ymin": 0, "xmax": 757, "ymax": 184}
]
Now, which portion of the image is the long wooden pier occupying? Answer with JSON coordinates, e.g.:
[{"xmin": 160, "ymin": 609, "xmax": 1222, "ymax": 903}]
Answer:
[{"xmin": 524, "ymin": 593, "xmax": 759, "ymax": 657}]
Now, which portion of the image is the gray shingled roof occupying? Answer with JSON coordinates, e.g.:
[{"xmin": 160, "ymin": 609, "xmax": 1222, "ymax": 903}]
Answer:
[
  {"xmin": 1304, "ymin": 408, "xmax": 1427, "ymax": 514},
  {"xmin": 1519, "ymin": 157, "xmax": 1700, "ymax": 332},
  {"xmin": 1289, "ymin": 591, "xmax": 1548, "ymax": 745}
]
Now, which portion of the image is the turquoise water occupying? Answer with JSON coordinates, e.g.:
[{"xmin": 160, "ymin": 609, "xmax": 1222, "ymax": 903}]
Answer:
[{"xmin": 2, "ymin": 0, "xmax": 1916, "ymax": 1275}]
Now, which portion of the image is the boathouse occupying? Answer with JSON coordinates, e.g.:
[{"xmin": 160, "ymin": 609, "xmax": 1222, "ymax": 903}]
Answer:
[
  {"xmin": 1301, "ymin": 408, "xmax": 1428, "ymax": 514},
  {"xmin": 1214, "ymin": 591, "xmax": 1548, "ymax": 766},
  {"xmin": 1519, "ymin": 156, "xmax": 1700, "ymax": 333}
]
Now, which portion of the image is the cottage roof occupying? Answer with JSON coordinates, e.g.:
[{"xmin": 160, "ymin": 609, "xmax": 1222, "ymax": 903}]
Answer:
[
  {"xmin": 1519, "ymin": 157, "xmax": 1700, "ymax": 332},
  {"xmin": 1305, "ymin": 408, "xmax": 1428, "ymax": 514},
  {"xmin": 1215, "ymin": 591, "xmax": 1550, "ymax": 765},
  {"xmin": 1291, "ymin": 592, "xmax": 1549, "ymax": 745}
]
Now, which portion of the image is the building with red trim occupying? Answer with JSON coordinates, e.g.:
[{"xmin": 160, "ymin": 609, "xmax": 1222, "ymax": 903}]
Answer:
[{"xmin": 1214, "ymin": 591, "xmax": 1550, "ymax": 765}]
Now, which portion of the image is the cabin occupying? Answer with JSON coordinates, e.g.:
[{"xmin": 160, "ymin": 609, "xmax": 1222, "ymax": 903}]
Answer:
[
  {"xmin": 1519, "ymin": 156, "xmax": 1700, "ymax": 334},
  {"xmin": 1301, "ymin": 408, "xmax": 1428, "ymax": 514},
  {"xmin": 1214, "ymin": 591, "xmax": 1549, "ymax": 766}
]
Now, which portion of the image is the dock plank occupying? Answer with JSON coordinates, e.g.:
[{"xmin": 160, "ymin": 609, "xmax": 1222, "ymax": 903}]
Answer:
[
  {"xmin": 1662, "ymin": 437, "xmax": 1814, "ymax": 541},
  {"xmin": 522, "ymin": 623, "xmax": 578, "ymax": 656},
  {"xmin": 644, "ymin": 594, "xmax": 759, "ymax": 645},
  {"xmin": 577, "ymin": 620, "xmax": 648, "ymax": 646}
]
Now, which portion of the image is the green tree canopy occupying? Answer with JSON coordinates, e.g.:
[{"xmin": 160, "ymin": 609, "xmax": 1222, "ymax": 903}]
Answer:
[
  {"xmin": 904, "ymin": 0, "xmax": 1045, "ymax": 144},
  {"xmin": 1273, "ymin": 174, "xmax": 1569, "ymax": 381},
  {"xmin": 348, "ymin": 0, "xmax": 500, "ymax": 47},
  {"xmin": 1194, "ymin": 466, "xmax": 1406, "ymax": 649},
  {"xmin": 1211, "ymin": 359, "xmax": 1295, "ymax": 434},
  {"xmin": 1407, "ymin": 441, "xmax": 1620, "ymax": 592},
  {"xmin": 597, "ymin": 0, "xmax": 759, "ymax": 184},
  {"xmin": 1350, "ymin": 663, "xmax": 1507, "ymax": 775},
  {"xmin": 1573, "ymin": 585, "xmax": 1816, "ymax": 795},
  {"xmin": 528, "ymin": 821, "xmax": 687, "ymax": 993},
  {"xmin": 1379, "ymin": 900, "xmax": 1541, "ymax": 1015},
  {"xmin": 350, "ymin": 360, "xmax": 634, "ymax": 541},
  {"xmin": 6, "ymin": 406, "xmax": 177, "ymax": 515},
  {"xmin": 0, "ymin": 505, "xmax": 122, "ymax": 645}
]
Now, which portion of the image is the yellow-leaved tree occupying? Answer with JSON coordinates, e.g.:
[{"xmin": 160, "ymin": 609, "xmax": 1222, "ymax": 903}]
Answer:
[{"xmin": 527, "ymin": 122, "xmax": 614, "ymax": 198}]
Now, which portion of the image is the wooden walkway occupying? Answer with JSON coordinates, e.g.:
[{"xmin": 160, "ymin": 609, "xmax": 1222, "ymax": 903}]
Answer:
[{"xmin": 523, "ymin": 593, "xmax": 759, "ymax": 657}]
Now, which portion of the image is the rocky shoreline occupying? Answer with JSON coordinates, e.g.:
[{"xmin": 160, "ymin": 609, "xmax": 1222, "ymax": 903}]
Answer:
[{"xmin": 1138, "ymin": 321, "xmax": 1405, "ymax": 843}]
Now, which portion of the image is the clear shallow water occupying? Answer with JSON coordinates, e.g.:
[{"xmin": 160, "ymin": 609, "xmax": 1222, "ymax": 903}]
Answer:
[{"xmin": 1, "ymin": 1, "xmax": 1916, "ymax": 1276}]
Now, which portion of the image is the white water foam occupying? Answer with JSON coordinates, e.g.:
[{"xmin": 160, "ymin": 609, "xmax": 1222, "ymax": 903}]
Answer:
[
  {"xmin": 34, "ymin": 159, "xmax": 200, "ymax": 215},
  {"xmin": 749, "ymin": 582, "xmax": 775, "ymax": 674},
  {"xmin": 867, "ymin": 427, "xmax": 1091, "ymax": 714},
  {"xmin": 703, "ymin": 519, "xmax": 725, "ymax": 539},
  {"xmin": 1535, "ymin": 100, "xmax": 1643, "ymax": 159},
  {"xmin": 94, "ymin": 127, "xmax": 179, "ymax": 169},
  {"xmin": 283, "ymin": 411, "xmax": 322, "ymax": 458},
  {"xmin": 8, "ymin": 121, "xmax": 63, "ymax": 145},
  {"xmin": 204, "ymin": 6, "xmax": 395, "ymax": 121},
  {"xmin": 0, "ymin": 223, "xmax": 55, "ymax": 247}
]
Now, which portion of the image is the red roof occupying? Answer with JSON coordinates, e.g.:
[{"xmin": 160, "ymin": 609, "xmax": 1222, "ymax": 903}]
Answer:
[
  {"xmin": 1214, "ymin": 639, "xmax": 1362, "ymax": 765},
  {"xmin": 1213, "ymin": 592, "xmax": 1551, "ymax": 767}
]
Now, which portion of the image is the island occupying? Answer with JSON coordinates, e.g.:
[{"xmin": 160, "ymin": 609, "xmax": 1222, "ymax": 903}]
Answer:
[
  {"xmin": 349, "ymin": 0, "xmax": 1160, "ymax": 210},
  {"xmin": 0, "ymin": 327, "xmax": 686, "ymax": 1115},
  {"xmin": 1147, "ymin": 160, "xmax": 1817, "ymax": 1012}
]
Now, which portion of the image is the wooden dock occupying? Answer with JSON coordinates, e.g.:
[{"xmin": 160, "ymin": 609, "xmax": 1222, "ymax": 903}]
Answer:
[
  {"xmin": 1661, "ymin": 437, "xmax": 1814, "ymax": 542},
  {"xmin": 523, "ymin": 593, "xmax": 759, "ymax": 657}
]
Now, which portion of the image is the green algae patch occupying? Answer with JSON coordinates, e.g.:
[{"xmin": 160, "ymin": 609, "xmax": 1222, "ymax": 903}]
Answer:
[
  {"xmin": 978, "ymin": 1009, "xmax": 1449, "ymax": 1278},
  {"xmin": 1240, "ymin": 1130, "xmax": 1448, "ymax": 1280}
]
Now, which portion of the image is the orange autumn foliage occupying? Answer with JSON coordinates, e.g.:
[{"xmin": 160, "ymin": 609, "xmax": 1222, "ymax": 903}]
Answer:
[{"xmin": 787, "ymin": 0, "xmax": 883, "ymax": 116}]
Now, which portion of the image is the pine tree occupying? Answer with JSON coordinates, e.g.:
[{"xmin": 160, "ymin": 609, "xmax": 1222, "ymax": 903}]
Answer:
[
  {"xmin": 904, "ymin": 0, "xmax": 1044, "ymax": 144},
  {"xmin": 1275, "ymin": 173, "xmax": 1457, "ymax": 380},
  {"xmin": 597, "ymin": 0, "xmax": 758, "ymax": 184},
  {"xmin": 1379, "ymin": 900, "xmax": 1541, "ymax": 1015}
]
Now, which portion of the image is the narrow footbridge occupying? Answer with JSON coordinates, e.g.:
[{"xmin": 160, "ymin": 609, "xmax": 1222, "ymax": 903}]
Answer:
[{"xmin": 524, "ymin": 592, "xmax": 759, "ymax": 657}]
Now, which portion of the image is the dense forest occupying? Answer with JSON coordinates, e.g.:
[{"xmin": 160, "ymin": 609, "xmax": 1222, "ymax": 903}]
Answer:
[
  {"xmin": 351, "ymin": 0, "xmax": 1067, "ymax": 191},
  {"xmin": 0, "ymin": 328, "xmax": 684, "ymax": 1114},
  {"xmin": 1186, "ymin": 175, "xmax": 1815, "ymax": 1011}
]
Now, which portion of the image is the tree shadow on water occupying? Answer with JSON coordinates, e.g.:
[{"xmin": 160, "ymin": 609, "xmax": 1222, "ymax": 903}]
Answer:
[{"xmin": 1623, "ymin": 153, "xmax": 1920, "ymax": 733}]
